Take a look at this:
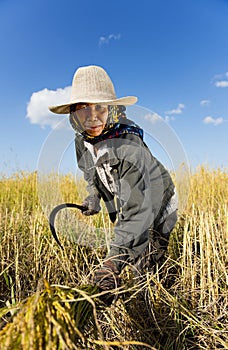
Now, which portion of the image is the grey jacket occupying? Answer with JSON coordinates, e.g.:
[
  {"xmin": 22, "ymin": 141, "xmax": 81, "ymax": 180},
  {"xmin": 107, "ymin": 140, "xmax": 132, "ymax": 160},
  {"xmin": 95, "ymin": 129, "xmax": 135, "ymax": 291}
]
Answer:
[{"xmin": 75, "ymin": 132, "xmax": 175, "ymax": 271}]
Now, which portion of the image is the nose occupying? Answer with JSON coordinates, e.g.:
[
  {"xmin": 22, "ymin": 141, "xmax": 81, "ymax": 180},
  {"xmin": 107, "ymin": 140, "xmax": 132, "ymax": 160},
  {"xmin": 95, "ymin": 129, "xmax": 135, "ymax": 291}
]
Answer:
[{"xmin": 87, "ymin": 106, "xmax": 97, "ymax": 121}]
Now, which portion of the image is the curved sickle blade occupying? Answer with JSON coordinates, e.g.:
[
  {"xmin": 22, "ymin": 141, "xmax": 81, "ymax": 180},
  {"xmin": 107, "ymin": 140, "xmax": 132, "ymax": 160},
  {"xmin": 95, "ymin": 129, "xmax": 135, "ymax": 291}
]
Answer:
[{"xmin": 49, "ymin": 203, "xmax": 85, "ymax": 248}]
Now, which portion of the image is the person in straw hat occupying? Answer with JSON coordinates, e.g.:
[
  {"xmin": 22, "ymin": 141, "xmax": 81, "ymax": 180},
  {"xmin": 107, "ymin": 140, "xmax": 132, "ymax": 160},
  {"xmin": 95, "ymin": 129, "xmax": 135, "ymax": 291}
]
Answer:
[{"xmin": 49, "ymin": 65, "xmax": 178, "ymax": 304}]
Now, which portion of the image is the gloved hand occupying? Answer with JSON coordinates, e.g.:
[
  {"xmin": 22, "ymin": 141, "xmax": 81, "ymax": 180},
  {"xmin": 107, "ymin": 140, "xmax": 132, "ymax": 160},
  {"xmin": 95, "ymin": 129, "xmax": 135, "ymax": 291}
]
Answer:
[
  {"xmin": 93, "ymin": 260, "xmax": 121, "ymax": 306},
  {"xmin": 81, "ymin": 194, "xmax": 101, "ymax": 216}
]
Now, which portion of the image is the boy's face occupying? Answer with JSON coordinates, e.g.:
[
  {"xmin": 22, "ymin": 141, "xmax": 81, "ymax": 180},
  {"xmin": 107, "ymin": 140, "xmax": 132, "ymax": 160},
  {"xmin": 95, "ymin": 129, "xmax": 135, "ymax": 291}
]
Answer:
[{"xmin": 75, "ymin": 103, "xmax": 109, "ymax": 137}]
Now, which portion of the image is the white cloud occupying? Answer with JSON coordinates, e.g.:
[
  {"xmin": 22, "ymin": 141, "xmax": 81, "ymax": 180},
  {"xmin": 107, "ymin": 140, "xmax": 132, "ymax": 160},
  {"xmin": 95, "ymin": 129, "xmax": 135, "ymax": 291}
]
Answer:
[
  {"xmin": 203, "ymin": 116, "xmax": 224, "ymax": 126},
  {"xmin": 26, "ymin": 86, "xmax": 71, "ymax": 129},
  {"xmin": 213, "ymin": 71, "xmax": 228, "ymax": 87},
  {"xmin": 144, "ymin": 112, "xmax": 163, "ymax": 124},
  {"xmin": 99, "ymin": 33, "xmax": 121, "ymax": 47},
  {"xmin": 215, "ymin": 81, "xmax": 228, "ymax": 87},
  {"xmin": 165, "ymin": 103, "xmax": 185, "ymax": 115},
  {"xmin": 144, "ymin": 112, "xmax": 176, "ymax": 124},
  {"xmin": 200, "ymin": 99, "xmax": 210, "ymax": 106},
  {"xmin": 164, "ymin": 115, "xmax": 175, "ymax": 123}
]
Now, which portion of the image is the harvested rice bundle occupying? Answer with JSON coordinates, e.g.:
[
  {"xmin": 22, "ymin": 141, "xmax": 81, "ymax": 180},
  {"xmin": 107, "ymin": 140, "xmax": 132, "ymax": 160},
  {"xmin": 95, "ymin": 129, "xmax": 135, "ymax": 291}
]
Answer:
[{"xmin": 0, "ymin": 281, "xmax": 100, "ymax": 350}]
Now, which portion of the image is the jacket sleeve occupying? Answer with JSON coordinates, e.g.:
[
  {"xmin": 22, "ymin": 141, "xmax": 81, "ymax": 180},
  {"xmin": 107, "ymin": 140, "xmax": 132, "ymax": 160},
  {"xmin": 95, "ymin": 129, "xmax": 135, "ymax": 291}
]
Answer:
[
  {"xmin": 106, "ymin": 135, "xmax": 166, "ymax": 271},
  {"xmin": 75, "ymin": 136, "xmax": 100, "ymax": 197}
]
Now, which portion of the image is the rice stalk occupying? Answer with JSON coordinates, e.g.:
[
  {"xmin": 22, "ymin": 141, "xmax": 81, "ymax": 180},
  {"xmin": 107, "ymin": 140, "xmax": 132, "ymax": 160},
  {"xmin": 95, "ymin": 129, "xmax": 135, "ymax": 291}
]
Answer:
[{"xmin": 0, "ymin": 281, "xmax": 100, "ymax": 350}]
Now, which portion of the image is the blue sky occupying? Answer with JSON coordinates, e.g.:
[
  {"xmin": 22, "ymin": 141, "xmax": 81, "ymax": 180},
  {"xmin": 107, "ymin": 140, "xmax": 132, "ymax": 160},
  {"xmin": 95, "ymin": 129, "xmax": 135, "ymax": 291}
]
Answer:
[{"xmin": 1, "ymin": 0, "xmax": 228, "ymax": 176}]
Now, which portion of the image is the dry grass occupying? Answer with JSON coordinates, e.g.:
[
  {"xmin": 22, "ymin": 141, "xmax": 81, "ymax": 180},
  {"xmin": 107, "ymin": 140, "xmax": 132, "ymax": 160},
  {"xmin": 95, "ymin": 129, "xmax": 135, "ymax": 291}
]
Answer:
[{"xmin": 0, "ymin": 166, "xmax": 227, "ymax": 349}]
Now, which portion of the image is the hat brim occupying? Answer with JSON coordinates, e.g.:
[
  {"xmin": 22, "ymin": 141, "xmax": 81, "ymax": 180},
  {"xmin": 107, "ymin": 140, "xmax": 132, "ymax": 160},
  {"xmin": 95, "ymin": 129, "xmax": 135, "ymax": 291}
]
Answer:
[{"xmin": 49, "ymin": 96, "xmax": 137, "ymax": 114}]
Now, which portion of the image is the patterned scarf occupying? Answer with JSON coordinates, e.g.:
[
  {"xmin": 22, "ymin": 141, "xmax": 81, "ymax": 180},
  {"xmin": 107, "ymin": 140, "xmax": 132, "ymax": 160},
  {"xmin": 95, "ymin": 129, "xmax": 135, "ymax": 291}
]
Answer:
[{"xmin": 69, "ymin": 105, "xmax": 143, "ymax": 144}]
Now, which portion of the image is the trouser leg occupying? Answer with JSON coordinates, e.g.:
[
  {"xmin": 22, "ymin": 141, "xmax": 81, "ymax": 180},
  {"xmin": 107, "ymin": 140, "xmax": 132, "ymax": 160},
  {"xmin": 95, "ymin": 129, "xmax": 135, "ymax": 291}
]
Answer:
[{"xmin": 133, "ymin": 210, "xmax": 178, "ymax": 275}]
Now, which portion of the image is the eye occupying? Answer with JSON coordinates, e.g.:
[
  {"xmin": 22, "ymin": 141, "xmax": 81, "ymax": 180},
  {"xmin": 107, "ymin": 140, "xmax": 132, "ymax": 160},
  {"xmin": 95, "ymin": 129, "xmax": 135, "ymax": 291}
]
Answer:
[
  {"xmin": 76, "ymin": 104, "xmax": 88, "ymax": 111},
  {"xmin": 95, "ymin": 104, "xmax": 107, "ymax": 112}
]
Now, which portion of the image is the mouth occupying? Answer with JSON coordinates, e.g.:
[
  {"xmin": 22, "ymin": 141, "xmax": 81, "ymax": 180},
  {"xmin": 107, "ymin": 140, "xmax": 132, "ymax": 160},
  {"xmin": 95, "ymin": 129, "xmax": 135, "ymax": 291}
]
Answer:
[
  {"xmin": 84, "ymin": 123, "xmax": 104, "ymax": 136},
  {"xmin": 84, "ymin": 124, "xmax": 103, "ymax": 130}
]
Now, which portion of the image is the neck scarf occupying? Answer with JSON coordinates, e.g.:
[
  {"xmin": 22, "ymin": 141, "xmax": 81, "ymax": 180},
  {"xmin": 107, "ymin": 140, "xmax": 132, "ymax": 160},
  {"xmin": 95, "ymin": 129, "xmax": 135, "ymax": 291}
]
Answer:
[{"xmin": 69, "ymin": 105, "xmax": 143, "ymax": 144}]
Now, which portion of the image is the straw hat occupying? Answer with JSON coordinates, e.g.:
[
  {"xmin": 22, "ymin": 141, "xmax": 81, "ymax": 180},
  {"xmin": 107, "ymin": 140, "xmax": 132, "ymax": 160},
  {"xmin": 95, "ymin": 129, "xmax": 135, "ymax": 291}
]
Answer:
[{"xmin": 49, "ymin": 65, "xmax": 138, "ymax": 114}]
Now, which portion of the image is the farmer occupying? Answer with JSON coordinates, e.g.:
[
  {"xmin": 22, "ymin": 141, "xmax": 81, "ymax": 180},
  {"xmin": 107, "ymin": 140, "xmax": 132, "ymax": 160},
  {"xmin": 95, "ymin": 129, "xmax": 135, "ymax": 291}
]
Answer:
[{"xmin": 49, "ymin": 65, "xmax": 178, "ymax": 296}]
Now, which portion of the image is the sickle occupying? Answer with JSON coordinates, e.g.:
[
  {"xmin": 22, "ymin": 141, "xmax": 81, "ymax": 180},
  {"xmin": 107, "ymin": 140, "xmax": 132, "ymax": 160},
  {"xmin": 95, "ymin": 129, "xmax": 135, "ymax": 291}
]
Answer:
[{"xmin": 49, "ymin": 203, "xmax": 86, "ymax": 249}]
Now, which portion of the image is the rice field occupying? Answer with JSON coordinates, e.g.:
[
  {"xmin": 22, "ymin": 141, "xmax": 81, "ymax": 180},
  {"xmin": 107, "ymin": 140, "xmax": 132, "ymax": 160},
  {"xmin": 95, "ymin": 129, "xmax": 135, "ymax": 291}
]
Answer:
[{"xmin": 0, "ymin": 166, "xmax": 227, "ymax": 349}]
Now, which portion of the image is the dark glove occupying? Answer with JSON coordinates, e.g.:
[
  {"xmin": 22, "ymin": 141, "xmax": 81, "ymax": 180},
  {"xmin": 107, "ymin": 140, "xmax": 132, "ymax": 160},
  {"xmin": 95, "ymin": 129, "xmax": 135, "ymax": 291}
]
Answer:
[
  {"xmin": 93, "ymin": 260, "xmax": 121, "ymax": 306},
  {"xmin": 81, "ymin": 194, "xmax": 101, "ymax": 216}
]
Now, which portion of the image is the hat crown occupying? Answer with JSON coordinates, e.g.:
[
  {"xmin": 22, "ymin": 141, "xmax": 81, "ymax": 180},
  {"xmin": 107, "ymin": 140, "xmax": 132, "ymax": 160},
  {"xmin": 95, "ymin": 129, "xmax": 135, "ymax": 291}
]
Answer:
[{"xmin": 70, "ymin": 65, "xmax": 116, "ymax": 102}]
